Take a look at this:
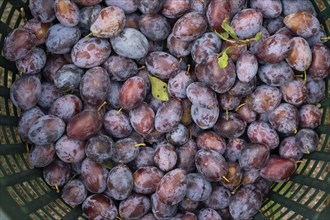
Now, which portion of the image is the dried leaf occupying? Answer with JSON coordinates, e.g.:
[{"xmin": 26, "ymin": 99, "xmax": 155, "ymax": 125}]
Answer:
[{"xmin": 148, "ymin": 74, "xmax": 169, "ymax": 101}]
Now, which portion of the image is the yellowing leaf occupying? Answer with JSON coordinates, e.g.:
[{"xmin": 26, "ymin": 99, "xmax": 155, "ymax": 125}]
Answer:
[
  {"xmin": 221, "ymin": 18, "xmax": 238, "ymax": 40},
  {"xmin": 148, "ymin": 74, "xmax": 169, "ymax": 101},
  {"xmin": 218, "ymin": 52, "xmax": 229, "ymax": 69},
  {"xmin": 102, "ymin": 161, "xmax": 113, "ymax": 169}
]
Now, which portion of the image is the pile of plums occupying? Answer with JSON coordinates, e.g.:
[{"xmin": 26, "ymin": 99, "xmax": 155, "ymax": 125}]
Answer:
[{"xmin": 4, "ymin": 0, "xmax": 329, "ymax": 219}]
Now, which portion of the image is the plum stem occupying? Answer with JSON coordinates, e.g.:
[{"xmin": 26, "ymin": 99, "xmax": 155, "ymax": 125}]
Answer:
[
  {"xmin": 26, "ymin": 143, "xmax": 29, "ymax": 153},
  {"xmin": 70, "ymin": 173, "xmax": 77, "ymax": 180},
  {"xmin": 19, "ymin": 68, "xmax": 23, "ymax": 76},
  {"xmin": 305, "ymin": 146, "xmax": 310, "ymax": 154},
  {"xmin": 84, "ymin": 32, "xmax": 93, "ymax": 38},
  {"xmin": 178, "ymin": 57, "xmax": 183, "ymax": 63},
  {"xmin": 54, "ymin": 184, "xmax": 60, "ymax": 193},
  {"xmin": 292, "ymin": 127, "xmax": 298, "ymax": 134},
  {"xmin": 116, "ymin": 216, "xmax": 123, "ymax": 220},
  {"xmin": 185, "ymin": 64, "xmax": 191, "ymax": 75},
  {"xmin": 231, "ymin": 183, "xmax": 242, "ymax": 194},
  {"xmin": 303, "ymin": 71, "xmax": 307, "ymax": 85},
  {"xmin": 97, "ymin": 101, "xmax": 107, "ymax": 113},
  {"xmin": 316, "ymin": 103, "xmax": 322, "ymax": 108},
  {"xmin": 295, "ymin": 160, "xmax": 305, "ymax": 164},
  {"xmin": 189, "ymin": 129, "xmax": 192, "ymax": 139},
  {"xmin": 138, "ymin": 65, "xmax": 145, "ymax": 70},
  {"xmin": 20, "ymin": 8, "xmax": 27, "ymax": 22},
  {"xmin": 321, "ymin": 36, "xmax": 330, "ymax": 41},
  {"xmin": 63, "ymin": 90, "xmax": 72, "ymax": 94},
  {"xmin": 116, "ymin": 107, "xmax": 123, "ymax": 115},
  {"xmin": 226, "ymin": 109, "xmax": 229, "ymax": 121},
  {"xmin": 222, "ymin": 175, "xmax": 230, "ymax": 183},
  {"xmin": 235, "ymin": 103, "xmax": 246, "ymax": 111},
  {"xmin": 134, "ymin": 143, "xmax": 146, "ymax": 147}
]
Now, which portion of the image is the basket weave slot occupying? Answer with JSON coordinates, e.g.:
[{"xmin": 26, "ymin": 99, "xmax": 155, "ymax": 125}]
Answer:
[{"xmin": 0, "ymin": 0, "xmax": 329, "ymax": 219}]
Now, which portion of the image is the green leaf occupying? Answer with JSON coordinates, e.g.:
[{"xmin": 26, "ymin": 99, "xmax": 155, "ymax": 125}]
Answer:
[
  {"xmin": 254, "ymin": 31, "xmax": 263, "ymax": 41},
  {"xmin": 217, "ymin": 32, "xmax": 229, "ymax": 41},
  {"xmin": 102, "ymin": 161, "xmax": 113, "ymax": 169},
  {"xmin": 148, "ymin": 74, "xmax": 170, "ymax": 101},
  {"xmin": 221, "ymin": 18, "xmax": 238, "ymax": 40},
  {"xmin": 218, "ymin": 51, "xmax": 229, "ymax": 69}
]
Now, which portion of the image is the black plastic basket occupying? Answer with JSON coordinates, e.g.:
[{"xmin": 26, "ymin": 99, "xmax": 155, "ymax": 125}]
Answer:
[{"xmin": 0, "ymin": 0, "xmax": 329, "ymax": 219}]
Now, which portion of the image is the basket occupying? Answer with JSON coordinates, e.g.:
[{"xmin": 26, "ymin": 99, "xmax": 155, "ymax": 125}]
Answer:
[{"xmin": 0, "ymin": 0, "xmax": 329, "ymax": 219}]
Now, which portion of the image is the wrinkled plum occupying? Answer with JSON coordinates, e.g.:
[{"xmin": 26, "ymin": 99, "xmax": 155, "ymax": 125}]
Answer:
[
  {"xmin": 85, "ymin": 134, "xmax": 114, "ymax": 163},
  {"xmin": 186, "ymin": 173, "xmax": 212, "ymax": 201}
]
